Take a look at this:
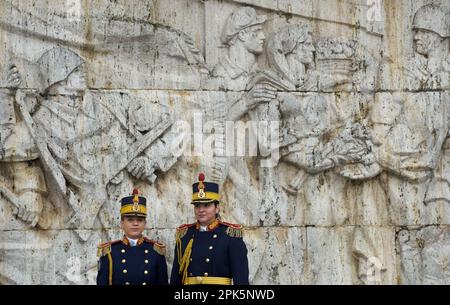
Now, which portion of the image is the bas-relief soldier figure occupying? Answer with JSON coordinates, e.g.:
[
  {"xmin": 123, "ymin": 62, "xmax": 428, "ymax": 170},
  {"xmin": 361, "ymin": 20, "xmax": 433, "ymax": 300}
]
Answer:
[
  {"xmin": 200, "ymin": 7, "xmax": 280, "ymax": 233},
  {"xmin": 0, "ymin": 46, "xmax": 180, "ymax": 242},
  {"xmin": 97, "ymin": 188, "xmax": 168, "ymax": 285},
  {"xmin": 0, "ymin": 64, "xmax": 53, "ymax": 284},
  {"xmin": 346, "ymin": 4, "xmax": 450, "ymax": 178},
  {"xmin": 341, "ymin": 4, "xmax": 450, "ymax": 219},
  {"xmin": 334, "ymin": 4, "xmax": 450, "ymax": 282},
  {"xmin": 409, "ymin": 4, "xmax": 450, "ymax": 206},
  {"xmin": 405, "ymin": 4, "xmax": 450, "ymax": 90},
  {"xmin": 0, "ymin": 47, "xmax": 111, "ymax": 235},
  {"xmin": 212, "ymin": 7, "xmax": 266, "ymax": 92},
  {"xmin": 208, "ymin": 6, "xmax": 277, "ymax": 182},
  {"xmin": 0, "ymin": 64, "xmax": 49, "ymax": 229},
  {"xmin": 170, "ymin": 173, "xmax": 249, "ymax": 285}
]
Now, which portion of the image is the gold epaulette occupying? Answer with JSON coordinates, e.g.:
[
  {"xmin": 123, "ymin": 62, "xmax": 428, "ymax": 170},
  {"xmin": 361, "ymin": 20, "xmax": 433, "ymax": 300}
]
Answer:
[
  {"xmin": 144, "ymin": 237, "xmax": 166, "ymax": 256},
  {"xmin": 97, "ymin": 242, "xmax": 111, "ymax": 258},
  {"xmin": 97, "ymin": 240, "xmax": 120, "ymax": 257},
  {"xmin": 175, "ymin": 223, "xmax": 195, "ymax": 240},
  {"xmin": 153, "ymin": 241, "xmax": 166, "ymax": 256},
  {"xmin": 221, "ymin": 221, "xmax": 244, "ymax": 238}
]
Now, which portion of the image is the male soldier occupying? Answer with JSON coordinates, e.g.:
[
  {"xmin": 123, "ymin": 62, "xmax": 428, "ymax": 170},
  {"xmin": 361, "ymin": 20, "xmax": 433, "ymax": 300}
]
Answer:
[
  {"xmin": 170, "ymin": 173, "xmax": 249, "ymax": 285},
  {"xmin": 211, "ymin": 6, "xmax": 276, "ymax": 122},
  {"xmin": 97, "ymin": 188, "xmax": 168, "ymax": 285},
  {"xmin": 208, "ymin": 7, "xmax": 277, "ymax": 212},
  {"xmin": 343, "ymin": 4, "xmax": 450, "ymax": 189},
  {"xmin": 409, "ymin": 4, "xmax": 450, "ymax": 205}
]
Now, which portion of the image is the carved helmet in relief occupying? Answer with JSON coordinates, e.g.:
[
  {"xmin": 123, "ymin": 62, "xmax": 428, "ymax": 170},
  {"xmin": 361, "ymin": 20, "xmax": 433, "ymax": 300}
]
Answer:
[
  {"xmin": 413, "ymin": 4, "xmax": 450, "ymax": 38},
  {"xmin": 221, "ymin": 7, "xmax": 267, "ymax": 45},
  {"xmin": 36, "ymin": 46, "xmax": 85, "ymax": 94}
]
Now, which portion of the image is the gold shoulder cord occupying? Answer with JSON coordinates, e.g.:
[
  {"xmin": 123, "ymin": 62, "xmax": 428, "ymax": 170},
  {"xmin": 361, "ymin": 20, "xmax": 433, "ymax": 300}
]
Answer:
[
  {"xmin": 179, "ymin": 237, "xmax": 194, "ymax": 285},
  {"xmin": 107, "ymin": 252, "xmax": 113, "ymax": 285}
]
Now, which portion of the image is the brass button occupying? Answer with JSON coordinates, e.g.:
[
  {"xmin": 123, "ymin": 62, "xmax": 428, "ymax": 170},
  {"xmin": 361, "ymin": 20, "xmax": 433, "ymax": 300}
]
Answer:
[
  {"xmin": 204, "ymin": 273, "xmax": 208, "ymax": 277},
  {"xmin": 213, "ymin": 234, "xmax": 217, "ymax": 238},
  {"xmin": 205, "ymin": 258, "xmax": 210, "ymax": 263},
  {"xmin": 142, "ymin": 282, "xmax": 147, "ymax": 285},
  {"xmin": 122, "ymin": 259, "xmax": 126, "ymax": 263},
  {"xmin": 209, "ymin": 246, "xmax": 213, "ymax": 250},
  {"xmin": 144, "ymin": 270, "xmax": 148, "ymax": 275},
  {"xmin": 125, "ymin": 282, "xmax": 130, "ymax": 285},
  {"xmin": 145, "ymin": 250, "xmax": 149, "ymax": 254},
  {"xmin": 121, "ymin": 249, "xmax": 126, "ymax": 253},
  {"xmin": 123, "ymin": 269, "xmax": 127, "ymax": 274},
  {"xmin": 190, "ymin": 258, "xmax": 192, "ymax": 262},
  {"xmin": 145, "ymin": 260, "xmax": 149, "ymax": 264}
]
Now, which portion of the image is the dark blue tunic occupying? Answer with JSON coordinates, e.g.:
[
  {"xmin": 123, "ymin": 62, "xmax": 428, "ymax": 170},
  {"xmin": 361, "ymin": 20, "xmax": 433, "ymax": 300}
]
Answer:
[
  {"xmin": 170, "ymin": 222, "xmax": 249, "ymax": 285},
  {"xmin": 97, "ymin": 237, "xmax": 168, "ymax": 285}
]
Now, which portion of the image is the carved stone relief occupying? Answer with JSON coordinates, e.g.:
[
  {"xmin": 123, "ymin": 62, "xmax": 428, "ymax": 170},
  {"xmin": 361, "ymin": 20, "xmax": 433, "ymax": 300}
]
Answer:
[{"xmin": 0, "ymin": 0, "xmax": 449, "ymax": 284}]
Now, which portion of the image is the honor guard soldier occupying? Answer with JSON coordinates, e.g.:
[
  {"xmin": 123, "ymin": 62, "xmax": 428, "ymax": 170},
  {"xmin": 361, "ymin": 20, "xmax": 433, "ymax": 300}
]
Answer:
[
  {"xmin": 96, "ymin": 188, "xmax": 168, "ymax": 285},
  {"xmin": 170, "ymin": 173, "xmax": 249, "ymax": 285}
]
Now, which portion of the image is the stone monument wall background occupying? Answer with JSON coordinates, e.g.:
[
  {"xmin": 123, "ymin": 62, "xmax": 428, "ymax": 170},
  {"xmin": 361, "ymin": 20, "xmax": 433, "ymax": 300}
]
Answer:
[{"xmin": 0, "ymin": 0, "xmax": 449, "ymax": 284}]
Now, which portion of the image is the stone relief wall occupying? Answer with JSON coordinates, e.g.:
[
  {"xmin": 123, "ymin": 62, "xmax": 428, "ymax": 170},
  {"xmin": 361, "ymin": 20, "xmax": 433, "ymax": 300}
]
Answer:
[{"xmin": 0, "ymin": 0, "xmax": 449, "ymax": 284}]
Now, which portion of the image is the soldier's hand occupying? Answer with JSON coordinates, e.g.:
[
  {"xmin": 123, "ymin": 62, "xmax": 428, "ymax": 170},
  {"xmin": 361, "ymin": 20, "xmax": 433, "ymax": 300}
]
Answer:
[
  {"xmin": 5, "ymin": 65, "xmax": 21, "ymax": 89},
  {"xmin": 110, "ymin": 171, "xmax": 124, "ymax": 185},
  {"xmin": 12, "ymin": 192, "xmax": 43, "ymax": 227},
  {"xmin": 339, "ymin": 163, "xmax": 382, "ymax": 180},
  {"xmin": 127, "ymin": 156, "xmax": 155, "ymax": 181},
  {"xmin": 246, "ymin": 83, "xmax": 277, "ymax": 110}
]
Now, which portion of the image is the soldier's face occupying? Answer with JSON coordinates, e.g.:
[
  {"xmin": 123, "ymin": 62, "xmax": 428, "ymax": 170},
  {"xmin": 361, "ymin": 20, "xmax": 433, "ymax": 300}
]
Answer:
[
  {"xmin": 121, "ymin": 216, "xmax": 146, "ymax": 239},
  {"xmin": 63, "ymin": 64, "xmax": 88, "ymax": 95},
  {"xmin": 241, "ymin": 25, "xmax": 266, "ymax": 55},
  {"xmin": 414, "ymin": 29, "xmax": 442, "ymax": 56},
  {"xmin": 194, "ymin": 202, "xmax": 219, "ymax": 226}
]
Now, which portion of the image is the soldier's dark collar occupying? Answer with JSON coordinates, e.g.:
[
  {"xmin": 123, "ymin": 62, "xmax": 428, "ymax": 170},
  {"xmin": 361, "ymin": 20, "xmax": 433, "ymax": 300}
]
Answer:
[{"xmin": 195, "ymin": 218, "xmax": 220, "ymax": 231}]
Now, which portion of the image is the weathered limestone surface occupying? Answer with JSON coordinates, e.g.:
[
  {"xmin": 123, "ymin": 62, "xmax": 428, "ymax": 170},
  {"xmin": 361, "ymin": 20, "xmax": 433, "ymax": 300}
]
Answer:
[{"xmin": 0, "ymin": 0, "xmax": 449, "ymax": 284}]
